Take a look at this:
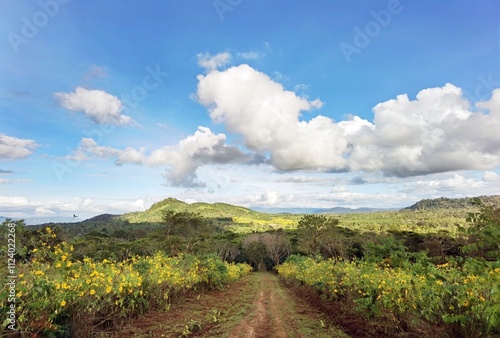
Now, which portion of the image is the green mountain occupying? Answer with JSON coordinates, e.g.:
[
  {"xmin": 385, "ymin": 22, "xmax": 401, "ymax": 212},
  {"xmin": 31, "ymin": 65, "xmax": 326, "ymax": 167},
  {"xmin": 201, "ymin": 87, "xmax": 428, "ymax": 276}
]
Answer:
[
  {"xmin": 120, "ymin": 197, "xmax": 266, "ymax": 223},
  {"xmin": 403, "ymin": 195, "xmax": 500, "ymax": 211}
]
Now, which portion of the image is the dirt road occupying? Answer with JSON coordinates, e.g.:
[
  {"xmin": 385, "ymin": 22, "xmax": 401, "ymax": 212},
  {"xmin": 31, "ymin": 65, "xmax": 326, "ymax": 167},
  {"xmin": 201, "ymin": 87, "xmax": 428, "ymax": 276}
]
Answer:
[
  {"xmin": 228, "ymin": 272, "xmax": 349, "ymax": 338},
  {"xmin": 229, "ymin": 273, "xmax": 290, "ymax": 337},
  {"xmin": 111, "ymin": 272, "xmax": 349, "ymax": 337}
]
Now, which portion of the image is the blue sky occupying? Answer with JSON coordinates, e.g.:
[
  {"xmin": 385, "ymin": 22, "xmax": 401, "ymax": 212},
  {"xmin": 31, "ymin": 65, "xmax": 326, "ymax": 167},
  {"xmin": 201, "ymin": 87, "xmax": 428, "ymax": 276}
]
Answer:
[{"xmin": 1, "ymin": 0, "xmax": 499, "ymax": 223}]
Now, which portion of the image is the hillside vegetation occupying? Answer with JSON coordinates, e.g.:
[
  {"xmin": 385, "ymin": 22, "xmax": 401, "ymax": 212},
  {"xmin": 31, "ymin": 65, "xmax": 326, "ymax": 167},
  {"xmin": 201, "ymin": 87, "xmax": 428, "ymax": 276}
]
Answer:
[
  {"xmin": 120, "ymin": 197, "xmax": 266, "ymax": 223},
  {"xmin": 2, "ymin": 195, "xmax": 500, "ymax": 336},
  {"xmin": 403, "ymin": 195, "xmax": 500, "ymax": 211}
]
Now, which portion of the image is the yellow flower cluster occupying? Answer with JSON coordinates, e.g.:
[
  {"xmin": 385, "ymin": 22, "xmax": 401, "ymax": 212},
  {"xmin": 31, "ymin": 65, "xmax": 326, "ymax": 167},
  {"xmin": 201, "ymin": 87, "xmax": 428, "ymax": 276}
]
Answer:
[
  {"xmin": 2, "ymin": 229, "xmax": 252, "ymax": 336},
  {"xmin": 277, "ymin": 256, "xmax": 500, "ymax": 331}
]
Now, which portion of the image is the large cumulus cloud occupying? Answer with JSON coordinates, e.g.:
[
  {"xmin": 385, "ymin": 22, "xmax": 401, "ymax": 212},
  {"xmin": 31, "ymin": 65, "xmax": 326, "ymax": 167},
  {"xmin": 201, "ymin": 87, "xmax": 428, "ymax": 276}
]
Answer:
[
  {"xmin": 196, "ymin": 64, "xmax": 500, "ymax": 177},
  {"xmin": 59, "ymin": 59, "xmax": 500, "ymax": 187},
  {"xmin": 196, "ymin": 64, "xmax": 351, "ymax": 172}
]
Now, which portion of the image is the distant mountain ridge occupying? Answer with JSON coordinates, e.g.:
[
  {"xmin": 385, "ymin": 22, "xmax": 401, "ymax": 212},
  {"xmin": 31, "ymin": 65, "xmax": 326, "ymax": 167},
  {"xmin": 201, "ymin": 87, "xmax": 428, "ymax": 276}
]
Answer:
[
  {"xmin": 403, "ymin": 195, "xmax": 500, "ymax": 211},
  {"xmin": 12, "ymin": 195, "xmax": 500, "ymax": 226}
]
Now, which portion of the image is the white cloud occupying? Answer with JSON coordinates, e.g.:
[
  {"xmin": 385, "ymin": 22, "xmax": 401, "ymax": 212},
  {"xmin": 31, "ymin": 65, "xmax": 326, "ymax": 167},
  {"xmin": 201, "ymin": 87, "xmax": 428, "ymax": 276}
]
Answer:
[
  {"xmin": 196, "ymin": 52, "xmax": 231, "ymax": 73},
  {"xmin": 348, "ymin": 83, "xmax": 500, "ymax": 176},
  {"xmin": 149, "ymin": 126, "xmax": 251, "ymax": 186},
  {"xmin": 66, "ymin": 127, "xmax": 252, "ymax": 186},
  {"xmin": 83, "ymin": 64, "xmax": 110, "ymax": 80},
  {"xmin": 241, "ymin": 191, "xmax": 292, "ymax": 206},
  {"xmin": 476, "ymin": 88, "xmax": 500, "ymax": 117},
  {"xmin": 401, "ymin": 173, "xmax": 484, "ymax": 197},
  {"xmin": 54, "ymin": 87, "xmax": 134, "ymax": 125},
  {"xmin": 35, "ymin": 207, "xmax": 55, "ymax": 215},
  {"xmin": 483, "ymin": 171, "xmax": 500, "ymax": 182},
  {"xmin": 196, "ymin": 66, "xmax": 500, "ymax": 177},
  {"xmin": 197, "ymin": 64, "xmax": 334, "ymax": 171},
  {"xmin": 0, "ymin": 195, "xmax": 153, "ymax": 223},
  {"xmin": 0, "ymin": 133, "xmax": 38, "ymax": 159},
  {"xmin": 276, "ymin": 175, "xmax": 322, "ymax": 183},
  {"xmin": 237, "ymin": 51, "xmax": 265, "ymax": 60},
  {"xmin": 65, "ymin": 138, "xmax": 146, "ymax": 166},
  {"xmin": 116, "ymin": 147, "xmax": 147, "ymax": 165},
  {"xmin": 80, "ymin": 138, "xmax": 122, "ymax": 158},
  {"xmin": 233, "ymin": 189, "xmax": 411, "ymax": 209},
  {"xmin": 0, "ymin": 178, "xmax": 32, "ymax": 184},
  {"xmin": 439, "ymin": 173, "xmax": 483, "ymax": 191},
  {"xmin": 0, "ymin": 196, "xmax": 30, "ymax": 207},
  {"xmin": 330, "ymin": 185, "xmax": 348, "ymax": 193}
]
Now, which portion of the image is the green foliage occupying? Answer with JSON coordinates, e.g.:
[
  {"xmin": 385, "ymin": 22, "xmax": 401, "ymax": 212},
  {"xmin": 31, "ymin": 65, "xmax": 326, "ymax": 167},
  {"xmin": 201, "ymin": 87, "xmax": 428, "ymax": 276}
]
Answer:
[
  {"xmin": 278, "ymin": 254, "xmax": 500, "ymax": 336},
  {"xmin": 277, "ymin": 204, "xmax": 500, "ymax": 336},
  {"xmin": 463, "ymin": 198, "xmax": 500, "ymax": 261},
  {"xmin": 297, "ymin": 215, "xmax": 339, "ymax": 255},
  {"xmin": 121, "ymin": 197, "xmax": 266, "ymax": 224},
  {"xmin": 403, "ymin": 195, "xmax": 500, "ymax": 211},
  {"xmin": 363, "ymin": 235, "xmax": 431, "ymax": 270},
  {"xmin": 243, "ymin": 241, "xmax": 268, "ymax": 270},
  {"xmin": 0, "ymin": 228, "xmax": 252, "ymax": 336},
  {"xmin": 296, "ymin": 215, "xmax": 364, "ymax": 260}
]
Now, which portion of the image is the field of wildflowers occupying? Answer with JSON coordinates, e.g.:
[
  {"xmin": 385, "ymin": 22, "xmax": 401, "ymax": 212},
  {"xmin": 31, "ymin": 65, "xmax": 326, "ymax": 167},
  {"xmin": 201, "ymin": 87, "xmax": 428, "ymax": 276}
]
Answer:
[
  {"xmin": 277, "ymin": 255, "xmax": 500, "ymax": 335},
  {"xmin": 1, "ymin": 226, "xmax": 252, "ymax": 336}
]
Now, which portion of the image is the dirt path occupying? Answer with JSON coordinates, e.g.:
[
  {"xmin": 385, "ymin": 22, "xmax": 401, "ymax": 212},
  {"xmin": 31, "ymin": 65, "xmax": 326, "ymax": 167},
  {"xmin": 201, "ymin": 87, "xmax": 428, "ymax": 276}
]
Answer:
[
  {"xmin": 228, "ymin": 272, "xmax": 350, "ymax": 338},
  {"xmin": 108, "ymin": 272, "xmax": 349, "ymax": 338},
  {"xmin": 229, "ymin": 273, "xmax": 289, "ymax": 338}
]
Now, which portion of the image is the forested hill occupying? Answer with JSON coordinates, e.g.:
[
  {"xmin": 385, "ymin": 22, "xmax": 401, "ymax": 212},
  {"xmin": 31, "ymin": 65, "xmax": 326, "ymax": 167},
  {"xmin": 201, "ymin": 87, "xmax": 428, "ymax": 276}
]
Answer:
[
  {"xmin": 120, "ymin": 197, "xmax": 264, "ymax": 223},
  {"xmin": 402, "ymin": 195, "xmax": 500, "ymax": 211}
]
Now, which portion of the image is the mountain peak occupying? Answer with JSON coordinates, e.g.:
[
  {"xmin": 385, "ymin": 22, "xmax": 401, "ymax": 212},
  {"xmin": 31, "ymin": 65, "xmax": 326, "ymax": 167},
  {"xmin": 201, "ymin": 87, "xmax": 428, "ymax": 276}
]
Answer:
[{"xmin": 148, "ymin": 197, "xmax": 188, "ymax": 212}]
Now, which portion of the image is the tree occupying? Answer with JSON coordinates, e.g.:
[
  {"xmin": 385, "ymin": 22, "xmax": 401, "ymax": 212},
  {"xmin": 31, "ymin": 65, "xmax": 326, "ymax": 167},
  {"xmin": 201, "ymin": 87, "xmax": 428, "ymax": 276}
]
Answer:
[
  {"xmin": 463, "ymin": 198, "xmax": 500, "ymax": 261},
  {"xmin": 297, "ymin": 215, "xmax": 339, "ymax": 255},
  {"xmin": 260, "ymin": 231, "xmax": 291, "ymax": 266},
  {"xmin": 244, "ymin": 241, "xmax": 268, "ymax": 271},
  {"xmin": 161, "ymin": 211, "xmax": 213, "ymax": 253}
]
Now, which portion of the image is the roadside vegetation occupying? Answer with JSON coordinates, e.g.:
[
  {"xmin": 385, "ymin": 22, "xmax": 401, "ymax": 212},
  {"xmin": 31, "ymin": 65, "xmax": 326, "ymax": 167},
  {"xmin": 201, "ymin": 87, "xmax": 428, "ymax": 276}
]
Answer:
[
  {"xmin": 1, "ymin": 195, "xmax": 499, "ymax": 336},
  {"xmin": 278, "ymin": 199, "xmax": 500, "ymax": 337}
]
